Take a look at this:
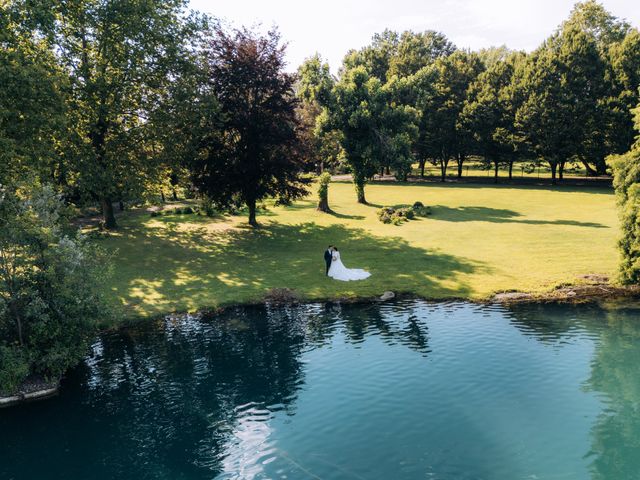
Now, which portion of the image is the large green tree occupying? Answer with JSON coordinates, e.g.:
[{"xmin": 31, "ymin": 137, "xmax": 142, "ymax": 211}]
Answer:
[
  {"xmin": 189, "ymin": 27, "xmax": 310, "ymax": 227},
  {"xmin": 22, "ymin": 0, "xmax": 204, "ymax": 228},
  {"xmin": 0, "ymin": 182, "xmax": 112, "ymax": 393},
  {"xmin": 415, "ymin": 51, "xmax": 484, "ymax": 181},
  {"xmin": 460, "ymin": 54, "xmax": 521, "ymax": 182},
  {"xmin": 319, "ymin": 66, "xmax": 417, "ymax": 203},
  {"xmin": 0, "ymin": 5, "xmax": 67, "ymax": 187},
  {"xmin": 388, "ymin": 30, "xmax": 456, "ymax": 78},
  {"xmin": 611, "ymin": 99, "xmax": 640, "ymax": 284},
  {"xmin": 296, "ymin": 54, "xmax": 340, "ymax": 172}
]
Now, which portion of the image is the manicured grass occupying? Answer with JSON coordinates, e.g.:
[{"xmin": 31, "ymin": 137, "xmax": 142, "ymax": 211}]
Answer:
[{"xmin": 95, "ymin": 181, "xmax": 619, "ymax": 320}]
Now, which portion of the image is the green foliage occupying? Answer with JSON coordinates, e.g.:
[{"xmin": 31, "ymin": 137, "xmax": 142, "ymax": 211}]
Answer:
[
  {"xmin": 377, "ymin": 203, "xmax": 428, "ymax": 225},
  {"xmin": 0, "ymin": 183, "xmax": 113, "ymax": 393},
  {"xmin": 199, "ymin": 197, "xmax": 217, "ymax": 217},
  {"xmin": 0, "ymin": 8, "xmax": 67, "ymax": 187},
  {"xmin": 460, "ymin": 53, "xmax": 521, "ymax": 181},
  {"xmin": 11, "ymin": 0, "xmax": 207, "ymax": 228},
  {"xmin": 412, "ymin": 51, "xmax": 485, "ymax": 180},
  {"xmin": 317, "ymin": 172, "xmax": 332, "ymax": 212},
  {"xmin": 612, "ymin": 144, "xmax": 640, "ymax": 284},
  {"xmin": 319, "ymin": 66, "xmax": 418, "ymax": 202},
  {"xmin": 189, "ymin": 27, "xmax": 310, "ymax": 226},
  {"xmin": 0, "ymin": 346, "xmax": 30, "ymax": 395}
]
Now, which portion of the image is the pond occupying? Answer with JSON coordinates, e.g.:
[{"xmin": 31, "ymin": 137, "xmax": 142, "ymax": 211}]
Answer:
[{"xmin": 2, "ymin": 300, "xmax": 640, "ymax": 479}]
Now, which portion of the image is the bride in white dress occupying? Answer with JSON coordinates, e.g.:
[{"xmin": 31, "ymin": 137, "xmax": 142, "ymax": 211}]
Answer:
[{"xmin": 328, "ymin": 247, "xmax": 371, "ymax": 281}]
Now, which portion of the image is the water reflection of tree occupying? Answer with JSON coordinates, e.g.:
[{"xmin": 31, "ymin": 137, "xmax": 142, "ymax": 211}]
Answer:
[
  {"xmin": 70, "ymin": 300, "xmax": 430, "ymax": 478},
  {"xmin": 585, "ymin": 307, "xmax": 640, "ymax": 480},
  {"xmin": 506, "ymin": 302, "xmax": 640, "ymax": 480},
  {"xmin": 305, "ymin": 302, "xmax": 431, "ymax": 356},
  {"xmin": 71, "ymin": 305, "xmax": 310, "ymax": 479}
]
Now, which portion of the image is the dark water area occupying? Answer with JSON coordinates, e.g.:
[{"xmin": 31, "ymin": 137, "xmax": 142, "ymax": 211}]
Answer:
[{"xmin": 2, "ymin": 300, "xmax": 640, "ymax": 479}]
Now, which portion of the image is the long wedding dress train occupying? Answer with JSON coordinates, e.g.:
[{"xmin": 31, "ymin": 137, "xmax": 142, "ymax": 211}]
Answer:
[{"xmin": 328, "ymin": 251, "xmax": 371, "ymax": 281}]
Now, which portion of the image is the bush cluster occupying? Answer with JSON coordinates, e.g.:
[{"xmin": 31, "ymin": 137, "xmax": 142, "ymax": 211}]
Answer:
[
  {"xmin": 377, "ymin": 201, "xmax": 431, "ymax": 225},
  {"xmin": 150, "ymin": 205, "xmax": 197, "ymax": 217},
  {"xmin": 0, "ymin": 184, "xmax": 113, "ymax": 394}
]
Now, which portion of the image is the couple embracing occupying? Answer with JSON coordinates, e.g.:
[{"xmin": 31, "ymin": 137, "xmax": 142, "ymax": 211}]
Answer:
[{"xmin": 324, "ymin": 245, "xmax": 371, "ymax": 282}]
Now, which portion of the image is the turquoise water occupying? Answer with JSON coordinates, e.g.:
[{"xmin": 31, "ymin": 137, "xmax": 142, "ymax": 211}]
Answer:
[{"xmin": 2, "ymin": 300, "xmax": 640, "ymax": 479}]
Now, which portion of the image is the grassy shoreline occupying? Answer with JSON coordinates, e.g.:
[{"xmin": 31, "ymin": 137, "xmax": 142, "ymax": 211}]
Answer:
[{"xmin": 93, "ymin": 181, "xmax": 621, "ymax": 324}]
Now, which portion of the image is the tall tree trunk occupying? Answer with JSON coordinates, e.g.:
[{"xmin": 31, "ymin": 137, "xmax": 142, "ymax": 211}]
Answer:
[
  {"xmin": 558, "ymin": 161, "xmax": 565, "ymax": 181},
  {"xmin": 101, "ymin": 197, "xmax": 117, "ymax": 229},
  {"xmin": 595, "ymin": 158, "xmax": 607, "ymax": 176},
  {"xmin": 160, "ymin": 190, "xmax": 166, "ymax": 203},
  {"xmin": 440, "ymin": 158, "xmax": 448, "ymax": 182},
  {"xmin": 550, "ymin": 161, "xmax": 557, "ymax": 185},
  {"xmin": 508, "ymin": 160, "xmax": 513, "ymax": 180},
  {"xmin": 119, "ymin": 200, "xmax": 124, "ymax": 211},
  {"xmin": 385, "ymin": 166, "xmax": 390, "ymax": 176},
  {"xmin": 355, "ymin": 179, "xmax": 367, "ymax": 204},
  {"xmin": 318, "ymin": 196, "xmax": 330, "ymax": 213},
  {"xmin": 248, "ymin": 199, "xmax": 258, "ymax": 227},
  {"xmin": 420, "ymin": 159, "xmax": 426, "ymax": 178},
  {"xmin": 9, "ymin": 302, "xmax": 24, "ymax": 347},
  {"xmin": 494, "ymin": 160, "xmax": 499, "ymax": 184},
  {"xmin": 580, "ymin": 158, "xmax": 597, "ymax": 176},
  {"xmin": 457, "ymin": 153, "xmax": 465, "ymax": 179},
  {"xmin": 172, "ymin": 188, "xmax": 178, "ymax": 201}
]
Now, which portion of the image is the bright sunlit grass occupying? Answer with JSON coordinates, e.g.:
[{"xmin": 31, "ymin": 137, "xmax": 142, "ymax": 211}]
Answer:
[{"xmin": 96, "ymin": 181, "xmax": 619, "ymax": 320}]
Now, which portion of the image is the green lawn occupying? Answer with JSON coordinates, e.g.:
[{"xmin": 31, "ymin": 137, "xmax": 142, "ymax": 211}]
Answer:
[{"xmin": 96, "ymin": 181, "xmax": 620, "ymax": 320}]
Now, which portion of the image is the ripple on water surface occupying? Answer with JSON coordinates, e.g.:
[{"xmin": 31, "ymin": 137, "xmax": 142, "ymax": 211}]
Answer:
[{"xmin": 1, "ymin": 299, "xmax": 640, "ymax": 480}]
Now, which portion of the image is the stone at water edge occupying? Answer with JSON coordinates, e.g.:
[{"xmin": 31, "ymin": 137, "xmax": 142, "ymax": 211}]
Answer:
[
  {"xmin": 380, "ymin": 291, "xmax": 395, "ymax": 301},
  {"xmin": 493, "ymin": 292, "xmax": 533, "ymax": 302}
]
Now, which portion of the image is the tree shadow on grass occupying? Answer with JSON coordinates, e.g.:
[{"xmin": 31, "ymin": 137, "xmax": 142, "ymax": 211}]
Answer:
[
  {"xmin": 430, "ymin": 205, "xmax": 609, "ymax": 228},
  {"xmin": 106, "ymin": 219, "xmax": 489, "ymax": 316},
  {"xmin": 328, "ymin": 210, "xmax": 365, "ymax": 220}
]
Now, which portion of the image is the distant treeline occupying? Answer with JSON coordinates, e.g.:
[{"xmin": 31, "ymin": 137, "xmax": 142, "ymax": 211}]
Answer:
[
  {"xmin": 298, "ymin": 1, "xmax": 640, "ymax": 202},
  {"xmin": 2, "ymin": 0, "xmax": 638, "ymax": 221}
]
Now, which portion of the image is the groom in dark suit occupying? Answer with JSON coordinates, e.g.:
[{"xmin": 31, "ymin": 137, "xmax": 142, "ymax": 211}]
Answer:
[{"xmin": 324, "ymin": 245, "xmax": 333, "ymax": 275}]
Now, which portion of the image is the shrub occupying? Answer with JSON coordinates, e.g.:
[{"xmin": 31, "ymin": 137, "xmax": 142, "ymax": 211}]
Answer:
[
  {"xmin": 612, "ymin": 147, "xmax": 640, "ymax": 284},
  {"xmin": 402, "ymin": 208, "xmax": 415, "ymax": 220},
  {"xmin": 377, "ymin": 206, "xmax": 395, "ymax": 224},
  {"xmin": 0, "ymin": 184, "xmax": 113, "ymax": 394},
  {"xmin": 182, "ymin": 206, "xmax": 194, "ymax": 214},
  {"xmin": 317, "ymin": 171, "xmax": 332, "ymax": 212},
  {"xmin": 377, "ymin": 203, "xmax": 429, "ymax": 225},
  {"xmin": 0, "ymin": 346, "xmax": 30, "ymax": 394},
  {"xmin": 199, "ymin": 197, "xmax": 216, "ymax": 217},
  {"xmin": 150, "ymin": 211, "xmax": 160, "ymax": 217}
]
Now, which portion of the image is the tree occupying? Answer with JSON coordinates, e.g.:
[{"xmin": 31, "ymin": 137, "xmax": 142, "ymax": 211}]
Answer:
[
  {"xmin": 190, "ymin": 27, "xmax": 310, "ymax": 227},
  {"xmin": 514, "ymin": 44, "xmax": 576, "ymax": 184},
  {"xmin": 0, "ymin": 182, "xmax": 112, "ymax": 393},
  {"xmin": 0, "ymin": 5, "xmax": 67, "ymax": 187},
  {"xmin": 603, "ymin": 28, "xmax": 640, "ymax": 171},
  {"xmin": 316, "ymin": 171, "xmax": 332, "ymax": 213},
  {"xmin": 319, "ymin": 66, "xmax": 417, "ymax": 203},
  {"xmin": 24, "ymin": 0, "xmax": 204, "ymax": 229},
  {"xmin": 416, "ymin": 51, "xmax": 484, "ymax": 181},
  {"xmin": 460, "ymin": 54, "xmax": 521, "ymax": 182},
  {"xmin": 561, "ymin": 0, "xmax": 634, "ymax": 175},
  {"xmin": 611, "ymin": 100, "xmax": 640, "ymax": 284},
  {"xmin": 342, "ymin": 29, "xmax": 399, "ymax": 82},
  {"xmin": 388, "ymin": 30, "xmax": 456, "ymax": 77},
  {"xmin": 297, "ymin": 54, "xmax": 339, "ymax": 172}
]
